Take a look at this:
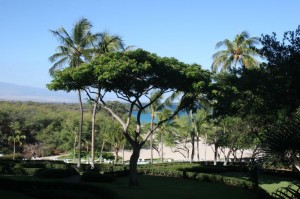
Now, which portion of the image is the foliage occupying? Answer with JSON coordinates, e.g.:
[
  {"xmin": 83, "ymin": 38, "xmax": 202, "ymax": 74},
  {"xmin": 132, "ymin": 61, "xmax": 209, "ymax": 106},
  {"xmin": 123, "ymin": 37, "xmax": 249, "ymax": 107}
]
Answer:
[
  {"xmin": 0, "ymin": 101, "xmax": 123, "ymax": 160},
  {"xmin": 35, "ymin": 168, "xmax": 76, "ymax": 178},
  {"xmin": 211, "ymin": 31, "xmax": 261, "ymax": 72},
  {"xmin": 209, "ymin": 26, "xmax": 300, "ymax": 166},
  {"xmin": 47, "ymin": 48, "xmax": 211, "ymax": 185},
  {"xmin": 0, "ymin": 176, "xmax": 115, "ymax": 199},
  {"xmin": 102, "ymin": 152, "xmax": 115, "ymax": 160}
]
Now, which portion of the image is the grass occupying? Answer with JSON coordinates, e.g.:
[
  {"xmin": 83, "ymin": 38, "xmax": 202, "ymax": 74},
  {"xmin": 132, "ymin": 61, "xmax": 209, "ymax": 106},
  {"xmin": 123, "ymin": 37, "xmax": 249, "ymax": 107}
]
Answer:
[
  {"xmin": 218, "ymin": 172, "xmax": 300, "ymax": 194},
  {"xmin": 99, "ymin": 175, "xmax": 257, "ymax": 199},
  {"xmin": 0, "ymin": 190, "xmax": 36, "ymax": 199},
  {"xmin": 2, "ymin": 171, "xmax": 300, "ymax": 198},
  {"xmin": 0, "ymin": 175, "xmax": 257, "ymax": 199},
  {"xmin": 259, "ymin": 174, "xmax": 300, "ymax": 194}
]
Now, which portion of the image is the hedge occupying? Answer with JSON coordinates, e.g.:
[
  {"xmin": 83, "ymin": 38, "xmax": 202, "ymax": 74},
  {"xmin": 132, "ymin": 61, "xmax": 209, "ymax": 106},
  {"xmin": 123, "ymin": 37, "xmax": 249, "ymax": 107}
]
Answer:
[{"xmin": 0, "ymin": 176, "xmax": 115, "ymax": 199}]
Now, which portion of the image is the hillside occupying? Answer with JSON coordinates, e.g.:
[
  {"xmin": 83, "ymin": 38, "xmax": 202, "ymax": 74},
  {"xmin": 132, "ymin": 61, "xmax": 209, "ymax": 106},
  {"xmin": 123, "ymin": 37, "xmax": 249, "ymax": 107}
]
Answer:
[{"xmin": 0, "ymin": 82, "xmax": 77, "ymax": 103}]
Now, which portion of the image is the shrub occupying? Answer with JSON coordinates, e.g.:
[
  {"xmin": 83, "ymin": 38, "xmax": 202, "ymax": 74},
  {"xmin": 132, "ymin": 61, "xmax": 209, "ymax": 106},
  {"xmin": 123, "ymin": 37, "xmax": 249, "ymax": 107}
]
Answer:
[
  {"xmin": 35, "ymin": 168, "xmax": 74, "ymax": 178},
  {"xmin": 0, "ymin": 176, "xmax": 115, "ymax": 199},
  {"xmin": 81, "ymin": 171, "xmax": 115, "ymax": 183},
  {"xmin": 44, "ymin": 161, "xmax": 69, "ymax": 169},
  {"xmin": 0, "ymin": 153, "xmax": 23, "ymax": 160},
  {"xmin": 23, "ymin": 168, "xmax": 43, "ymax": 176}
]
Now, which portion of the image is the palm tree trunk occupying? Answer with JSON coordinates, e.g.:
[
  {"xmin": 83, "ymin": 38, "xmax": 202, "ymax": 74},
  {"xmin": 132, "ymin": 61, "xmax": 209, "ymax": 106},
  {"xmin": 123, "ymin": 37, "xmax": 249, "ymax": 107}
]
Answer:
[
  {"xmin": 114, "ymin": 144, "xmax": 119, "ymax": 164},
  {"xmin": 100, "ymin": 140, "xmax": 105, "ymax": 164},
  {"xmin": 150, "ymin": 114, "xmax": 154, "ymax": 164},
  {"xmin": 233, "ymin": 59, "xmax": 238, "ymax": 70},
  {"xmin": 190, "ymin": 110, "xmax": 195, "ymax": 163},
  {"xmin": 73, "ymin": 135, "xmax": 77, "ymax": 163},
  {"xmin": 224, "ymin": 149, "xmax": 232, "ymax": 166},
  {"xmin": 150, "ymin": 133, "xmax": 153, "ymax": 164},
  {"xmin": 214, "ymin": 144, "xmax": 218, "ymax": 166},
  {"xmin": 122, "ymin": 144, "xmax": 125, "ymax": 165},
  {"xmin": 13, "ymin": 139, "xmax": 16, "ymax": 160},
  {"xmin": 161, "ymin": 132, "xmax": 164, "ymax": 163},
  {"xmin": 196, "ymin": 136, "xmax": 200, "ymax": 161},
  {"xmin": 77, "ymin": 89, "xmax": 83, "ymax": 168},
  {"xmin": 91, "ymin": 95, "xmax": 99, "ymax": 169}
]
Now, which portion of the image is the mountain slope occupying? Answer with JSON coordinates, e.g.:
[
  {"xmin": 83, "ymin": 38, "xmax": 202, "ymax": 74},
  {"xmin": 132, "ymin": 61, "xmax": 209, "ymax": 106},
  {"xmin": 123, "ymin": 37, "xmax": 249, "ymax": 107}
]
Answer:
[{"xmin": 0, "ymin": 82, "xmax": 77, "ymax": 103}]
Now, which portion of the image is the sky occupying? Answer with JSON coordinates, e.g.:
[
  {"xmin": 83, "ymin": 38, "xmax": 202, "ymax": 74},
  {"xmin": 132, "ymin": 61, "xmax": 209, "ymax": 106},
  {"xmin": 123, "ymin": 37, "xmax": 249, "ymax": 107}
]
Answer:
[{"xmin": 0, "ymin": 0, "xmax": 299, "ymax": 89}]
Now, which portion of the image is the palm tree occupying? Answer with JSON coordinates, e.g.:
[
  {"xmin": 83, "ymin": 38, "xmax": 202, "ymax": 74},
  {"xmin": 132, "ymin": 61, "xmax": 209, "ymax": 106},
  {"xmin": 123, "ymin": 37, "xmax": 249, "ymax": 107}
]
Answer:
[
  {"xmin": 157, "ymin": 109, "xmax": 175, "ymax": 163},
  {"xmin": 148, "ymin": 90, "xmax": 164, "ymax": 164},
  {"xmin": 211, "ymin": 31, "xmax": 261, "ymax": 73},
  {"xmin": 49, "ymin": 18, "xmax": 96, "ymax": 168},
  {"xmin": 92, "ymin": 31, "xmax": 125, "ymax": 55},
  {"xmin": 90, "ymin": 31, "xmax": 125, "ymax": 168},
  {"xmin": 8, "ymin": 121, "xmax": 26, "ymax": 160}
]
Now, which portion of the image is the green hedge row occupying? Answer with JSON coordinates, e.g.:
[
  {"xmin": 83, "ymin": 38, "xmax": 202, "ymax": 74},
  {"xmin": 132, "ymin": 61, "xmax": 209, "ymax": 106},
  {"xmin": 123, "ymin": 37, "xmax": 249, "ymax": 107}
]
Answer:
[
  {"xmin": 137, "ymin": 164, "xmax": 272, "ymax": 199},
  {"xmin": 0, "ymin": 160, "xmax": 75, "ymax": 175},
  {"xmin": 0, "ymin": 176, "xmax": 115, "ymax": 199},
  {"xmin": 35, "ymin": 168, "xmax": 79, "ymax": 178}
]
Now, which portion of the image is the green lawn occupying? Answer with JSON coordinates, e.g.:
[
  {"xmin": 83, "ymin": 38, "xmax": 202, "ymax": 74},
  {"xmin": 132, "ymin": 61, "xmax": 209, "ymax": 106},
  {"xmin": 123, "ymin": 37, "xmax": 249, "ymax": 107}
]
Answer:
[
  {"xmin": 259, "ymin": 174, "xmax": 300, "ymax": 194},
  {"xmin": 0, "ymin": 190, "xmax": 36, "ymax": 199},
  {"xmin": 2, "ymin": 173, "xmax": 299, "ymax": 199},
  {"xmin": 99, "ymin": 175, "xmax": 257, "ymax": 199},
  {"xmin": 1, "ymin": 175, "xmax": 257, "ymax": 199},
  {"xmin": 219, "ymin": 172, "xmax": 300, "ymax": 194}
]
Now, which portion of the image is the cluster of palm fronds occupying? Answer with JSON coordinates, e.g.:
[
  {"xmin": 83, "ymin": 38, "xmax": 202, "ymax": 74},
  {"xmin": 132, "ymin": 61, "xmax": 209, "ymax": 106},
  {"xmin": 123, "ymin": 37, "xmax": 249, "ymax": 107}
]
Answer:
[{"xmin": 260, "ymin": 115, "xmax": 300, "ymax": 167}]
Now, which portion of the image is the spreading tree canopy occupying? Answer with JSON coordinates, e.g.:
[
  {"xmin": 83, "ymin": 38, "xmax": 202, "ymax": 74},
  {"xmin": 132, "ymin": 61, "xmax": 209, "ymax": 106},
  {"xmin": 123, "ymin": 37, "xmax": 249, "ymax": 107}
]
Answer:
[{"xmin": 48, "ymin": 49, "xmax": 211, "ymax": 186}]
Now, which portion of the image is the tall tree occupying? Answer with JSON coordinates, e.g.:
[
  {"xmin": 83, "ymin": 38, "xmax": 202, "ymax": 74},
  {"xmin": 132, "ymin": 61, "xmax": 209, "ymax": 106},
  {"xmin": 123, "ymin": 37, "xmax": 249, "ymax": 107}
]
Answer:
[
  {"xmin": 211, "ymin": 31, "xmax": 261, "ymax": 73},
  {"xmin": 47, "ymin": 49, "xmax": 211, "ymax": 186},
  {"xmin": 90, "ymin": 32, "xmax": 125, "ymax": 168},
  {"xmin": 157, "ymin": 109, "xmax": 175, "ymax": 163},
  {"xmin": 147, "ymin": 90, "xmax": 168, "ymax": 164},
  {"xmin": 8, "ymin": 121, "xmax": 26, "ymax": 160},
  {"xmin": 49, "ymin": 18, "xmax": 96, "ymax": 168}
]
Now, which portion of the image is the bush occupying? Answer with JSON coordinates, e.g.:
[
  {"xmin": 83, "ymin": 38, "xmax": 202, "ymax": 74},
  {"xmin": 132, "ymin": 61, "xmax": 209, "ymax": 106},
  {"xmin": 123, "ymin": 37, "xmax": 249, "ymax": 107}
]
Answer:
[
  {"xmin": 0, "ymin": 153, "xmax": 23, "ymax": 160},
  {"xmin": 44, "ymin": 161, "xmax": 69, "ymax": 169},
  {"xmin": 194, "ymin": 173, "xmax": 254, "ymax": 189},
  {"xmin": 35, "ymin": 168, "xmax": 75, "ymax": 178},
  {"xmin": 81, "ymin": 171, "xmax": 115, "ymax": 183},
  {"xmin": 23, "ymin": 168, "xmax": 43, "ymax": 176},
  {"xmin": 102, "ymin": 152, "xmax": 115, "ymax": 160},
  {"xmin": 0, "ymin": 176, "xmax": 115, "ymax": 199}
]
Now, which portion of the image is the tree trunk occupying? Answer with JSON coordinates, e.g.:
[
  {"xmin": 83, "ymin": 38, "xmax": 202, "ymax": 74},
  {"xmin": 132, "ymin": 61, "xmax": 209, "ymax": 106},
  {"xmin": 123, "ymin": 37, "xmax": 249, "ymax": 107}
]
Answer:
[
  {"xmin": 150, "ymin": 133, "xmax": 153, "ymax": 164},
  {"xmin": 223, "ymin": 149, "xmax": 232, "ymax": 166},
  {"xmin": 100, "ymin": 140, "xmax": 105, "ymax": 164},
  {"xmin": 13, "ymin": 139, "xmax": 16, "ymax": 160},
  {"xmin": 91, "ymin": 99, "xmax": 98, "ymax": 169},
  {"xmin": 214, "ymin": 131, "xmax": 218, "ymax": 166},
  {"xmin": 150, "ymin": 114, "xmax": 154, "ymax": 164},
  {"xmin": 161, "ymin": 133, "xmax": 164, "ymax": 163},
  {"xmin": 129, "ymin": 144, "xmax": 141, "ymax": 186},
  {"xmin": 114, "ymin": 144, "xmax": 119, "ymax": 164},
  {"xmin": 77, "ymin": 90, "xmax": 83, "ymax": 168},
  {"xmin": 196, "ymin": 136, "xmax": 200, "ymax": 161},
  {"xmin": 73, "ymin": 135, "xmax": 77, "ymax": 163},
  {"xmin": 214, "ymin": 144, "xmax": 218, "ymax": 166},
  {"xmin": 204, "ymin": 133, "xmax": 207, "ymax": 161},
  {"xmin": 86, "ymin": 143, "xmax": 89, "ymax": 165},
  {"xmin": 122, "ymin": 144, "xmax": 125, "ymax": 165},
  {"xmin": 190, "ymin": 134, "xmax": 195, "ymax": 163},
  {"xmin": 190, "ymin": 110, "xmax": 195, "ymax": 163},
  {"xmin": 239, "ymin": 149, "xmax": 244, "ymax": 161}
]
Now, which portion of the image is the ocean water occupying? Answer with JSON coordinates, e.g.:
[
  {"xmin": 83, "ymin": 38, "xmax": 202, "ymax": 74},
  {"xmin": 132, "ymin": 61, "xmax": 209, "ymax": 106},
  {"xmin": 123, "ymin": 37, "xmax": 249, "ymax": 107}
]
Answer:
[
  {"xmin": 132, "ymin": 111, "xmax": 153, "ymax": 123},
  {"xmin": 132, "ymin": 109, "xmax": 186, "ymax": 124}
]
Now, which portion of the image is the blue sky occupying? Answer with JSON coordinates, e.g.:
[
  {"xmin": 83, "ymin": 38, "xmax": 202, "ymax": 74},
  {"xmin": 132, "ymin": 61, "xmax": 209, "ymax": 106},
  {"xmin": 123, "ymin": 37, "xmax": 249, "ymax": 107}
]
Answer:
[{"xmin": 0, "ymin": 0, "xmax": 299, "ymax": 89}]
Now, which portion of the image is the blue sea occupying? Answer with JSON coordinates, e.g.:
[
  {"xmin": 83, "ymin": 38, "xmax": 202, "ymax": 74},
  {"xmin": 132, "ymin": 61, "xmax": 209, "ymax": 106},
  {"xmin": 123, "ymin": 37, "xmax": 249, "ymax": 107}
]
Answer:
[
  {"xmin": 132, "ymin": 108, "xmax": 186, "ymax": 123},
  {"xmin": 132, "ymin": 111, "xmax": 153, "ymax": 123}
]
